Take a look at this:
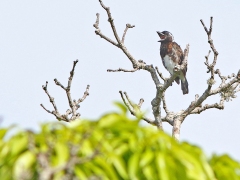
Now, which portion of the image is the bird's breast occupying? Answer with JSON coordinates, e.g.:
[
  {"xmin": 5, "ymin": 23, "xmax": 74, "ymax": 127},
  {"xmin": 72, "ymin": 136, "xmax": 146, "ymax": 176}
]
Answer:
[{"xmin": 163, "ymin": 55, "xmax": 177, "ymax": 75}]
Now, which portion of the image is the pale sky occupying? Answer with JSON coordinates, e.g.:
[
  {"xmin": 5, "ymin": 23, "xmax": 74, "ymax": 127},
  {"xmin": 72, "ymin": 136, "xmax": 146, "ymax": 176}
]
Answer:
[{"xmin": 0, "ymin": 1, "xmax": 240, "ymax": 160}]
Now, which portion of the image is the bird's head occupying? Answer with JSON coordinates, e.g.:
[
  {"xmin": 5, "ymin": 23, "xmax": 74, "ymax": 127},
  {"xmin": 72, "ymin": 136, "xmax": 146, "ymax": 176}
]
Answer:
[{"xmin": 157, "ymin": 31, "xmax": 174, "ymax": 42}]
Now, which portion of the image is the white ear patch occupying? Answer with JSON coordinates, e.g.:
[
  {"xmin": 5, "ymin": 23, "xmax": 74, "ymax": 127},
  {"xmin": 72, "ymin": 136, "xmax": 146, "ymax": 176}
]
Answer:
[{"xmin": 169, "ymin": 32, "xmax": 174, "ymax": 41}]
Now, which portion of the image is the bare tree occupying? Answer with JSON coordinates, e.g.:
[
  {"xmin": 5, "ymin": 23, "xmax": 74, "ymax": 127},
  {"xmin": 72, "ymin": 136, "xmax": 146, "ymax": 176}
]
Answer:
[
  {"xmin": 40, "ymin": 60, "xmax": 90, "ymax": 122},
  {"xmin": 94, "ymin": 0, "xmax": 240, "ymax": 140}
]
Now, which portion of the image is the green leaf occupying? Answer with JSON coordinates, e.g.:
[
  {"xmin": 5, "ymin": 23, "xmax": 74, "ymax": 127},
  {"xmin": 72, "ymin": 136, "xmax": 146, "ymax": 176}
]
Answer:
[
  {"xmin": 10, "ymin": 134, "xmax": 28, "ymax": 156},
  {"xmin": 140, "ymin": 149, "xmax": 154, "ymax": 167},
  {"xmin": 0, "ymin": 129, "xmax": 8, "ymax": 140},
  {"xmin": 95, "ymin": 157, "xmax": 118, "ymax": 179},
  {"xmin": 74, "ymin": 166, "xmax": 88, "ymax": 179},
  {"xmin": 54, "ymin": 141, "xmax": 69, "ymax": 165},
  {"xmin": 156, "ymin": 152, "xmax": 169, "ymax": 180},
  {"xmin": 0, "ymin": 109, "xmax": 239, "ymax": 180},
  {"xmin": 111, "ymin": 155, "xmax": 128, "ymax": 179},
  {"xmin": 13, "ymin": 151, "xmax": 35, "ymax": 179},
  {"xmin": 143, "ymin": 165, "xmax": 157, "ymax": 180},
  {"xmin": 128, "ymin": 152, "xmax": 140, "ymax": 179}
]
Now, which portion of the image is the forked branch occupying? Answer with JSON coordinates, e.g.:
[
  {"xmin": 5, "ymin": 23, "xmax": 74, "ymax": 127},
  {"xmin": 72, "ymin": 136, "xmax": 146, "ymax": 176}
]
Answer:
[
  {"xmin": 119, "ymin": 91, "xmax": 155, "ymax": 125},
  {"xmin": 40, "ymin": 60, "xmax": 90, "ymax": 122},
  {"xmin": 183, "ymin": 18, "xmax": 240, "ymax": 118}
]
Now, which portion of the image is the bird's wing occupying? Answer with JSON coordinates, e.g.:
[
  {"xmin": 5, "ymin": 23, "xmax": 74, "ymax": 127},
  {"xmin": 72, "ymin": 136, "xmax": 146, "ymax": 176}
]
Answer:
[{"xmin": 173, "ymin": 42, "xmax": 187, "ymax": 74}]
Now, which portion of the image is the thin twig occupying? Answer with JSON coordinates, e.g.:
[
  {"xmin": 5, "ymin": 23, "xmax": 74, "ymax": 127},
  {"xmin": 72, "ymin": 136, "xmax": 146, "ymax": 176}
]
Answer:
[
  {"xmin": 119, "ymin": 91, "xmax": 155, "ymax": 125},
  {"xmin": 123, "ymin": 91, "xmax": 134, "ymax": 107},
  {"xmin": 183, "ymin": 18, "xmax": 240, "ymax": 121},
  {"xmin": 190, "ymin": 102, "xmax": 224, "ymax": 114},
  {"xmin": 162, "ymin": 92, "xmax": 169, "ymax": 114},
  {"xmin": 155, "ymin": 66, "xmax": 166, "ymax": 82},
  {"xmin": 93, "ymin": 13, "xmax": 100, "ymax": 29},
  {"xmin": 122, "ymin": 23, "xmax": 135, "ymax": 44},
  {"xmin": 138, "ymin": 98, "xmax": 144, "ymax": 108},
  {"xmin": 77, "ymin": 85, "xmax": 90, "ymax": 104},
  {"xmin": 107, "ymin": 68, "xmax": 138, "ymax": 72},
  {"xmin": 99, "ymin": 0, "xmax": 121, "ymax": 44}
]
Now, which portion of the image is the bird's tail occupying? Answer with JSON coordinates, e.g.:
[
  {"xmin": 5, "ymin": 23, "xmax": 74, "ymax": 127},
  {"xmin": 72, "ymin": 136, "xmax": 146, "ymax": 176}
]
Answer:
[{"xmin": 181, "ymin": 78, "xmax": 189, "ymax": 95}]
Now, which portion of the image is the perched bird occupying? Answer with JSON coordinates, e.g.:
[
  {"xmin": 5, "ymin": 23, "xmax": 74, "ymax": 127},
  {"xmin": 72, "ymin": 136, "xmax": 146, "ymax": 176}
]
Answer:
[{"xmin": 157, "ymin": 31, "xmax": 189, "ymax": 94}]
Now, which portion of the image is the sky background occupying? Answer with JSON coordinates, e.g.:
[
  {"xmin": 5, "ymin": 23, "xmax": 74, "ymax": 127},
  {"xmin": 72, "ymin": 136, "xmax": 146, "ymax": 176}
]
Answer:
[{"xmin": 0, "ymin": 1, "xmax": 240, "ymax": 160}]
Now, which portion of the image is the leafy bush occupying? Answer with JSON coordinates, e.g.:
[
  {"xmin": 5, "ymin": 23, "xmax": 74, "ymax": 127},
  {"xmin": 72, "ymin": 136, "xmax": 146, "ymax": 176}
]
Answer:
[{"xmin": 0, "ymin": 104, "xmax": 239, "ymax": 180}]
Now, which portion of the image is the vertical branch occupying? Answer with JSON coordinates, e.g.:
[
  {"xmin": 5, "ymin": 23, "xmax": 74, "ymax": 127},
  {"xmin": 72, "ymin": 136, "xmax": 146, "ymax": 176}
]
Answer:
[
  {"xmin": 121, "ymin": 24, "xmax": 135, "ymax": 44},
  {"xmin": 200, "ymin": 17, "xmax": 218, "ymax": 86},
  {"xmin": 172, "ymin": 118, "xmax": 182, "ymax": 141},
  {"xmin": 151, "ymin": 96, "xmax": 162, "ymax": 130},
  {"xmin": 162, "ymin": 92, "xmax": 169, "ymax": 114},
  {"xmin": 66, "ymin": 60, "xmax": 78, "ymax": 118},
  {"xmin": 99, "ymin": 0, "xmax": 121, "ymax": 44}
]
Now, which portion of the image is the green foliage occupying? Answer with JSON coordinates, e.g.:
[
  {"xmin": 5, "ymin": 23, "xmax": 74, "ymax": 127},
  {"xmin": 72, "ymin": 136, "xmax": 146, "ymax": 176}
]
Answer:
[
  {"xmin": 0, "ymin": 105, "xmax": 239, "ymax": 180},
  {"xmin": 209, "ymin": 154, "xmax": 240, "ymax": 180}
]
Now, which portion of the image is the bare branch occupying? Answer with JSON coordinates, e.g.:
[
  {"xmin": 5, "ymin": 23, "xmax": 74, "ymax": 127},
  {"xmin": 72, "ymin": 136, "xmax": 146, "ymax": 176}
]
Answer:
[
  {"xmin": 155, "ymin": 66, "xmax": 166, "ymax": 82},
  {"xmin": 68, "ymin": 60, "xmax": 78, "ymax": 89},
  {"xmin": 54, "ymin": 79, "xmax": 66, "ymax": 90},
  {"xmin": 190, "ymin": 102, "xmax": 224, "ymax": 115},
  {"xmin": 210, "ymin": 74, "xmax": 240, "ymax": 96},
  {"xmin": 162, "ymin": 92, "xmax": 169, "ymax": 114},
  {"xmin": 119, "ymin": 91, "xmax": 132, "ymax": 112},
  {"xmin": 145, "ymin": 64, "xmax": 161, "ymax": 87},
  {"xmin": 172, "ymin": 117, "xmax": 182, "ymax": 141},
  {"xmin": 200, "ymin": 19, "xmax": 209, "ymax": 35},
  {"xmin": 40, "ymin": 60, "xmax": 90, "ymax": 122},
  {"xmin": 122, "ymin": 23, "xmax": 135, "ymax": 44},
  {"xmin": 99, "ymin": 0, "xmax": 121, "ymax": 44},
  {"xmin": 40, "ymin": 104, "xmax": 52, "ymax": 114},
  {"xmin": 119, "ymin": 90, "xmax": 174, "ymax": 127},
  {"xmin": 183, "ymin": 18, "xmax": 240, "ymax": 123},
  {"xmin": 183, "ymin": 18, "xmax": 218, "ymax": 116},
  {"xmin": 123, "ymin": 91, "xmax": 134, "ymax": 107},
  {"xmin": 94, "ymin": 1, "xmax": 139, "ymax": 67},
  {"xmin": 201, "ymin": 17, "xmax": 218, "ymax": 84},
  {"xmin": 204, "ymin": 50, "xmax": 211, "ymax": 73},
  {"xmin": 40, "ymin": 81, "xmax": 62, "ymax": 120},
  {"xmin": 95, "ymin": 30, "xmax": 118, "ymax": 47},
  {"xmin": 76, "ymin": 85, "xmax": 90, "ymax": 104},
  {"xmin": 119, "ymin": 91, "xmax": 155, "ymax": 125},
  {"xmin": 209, "ymin": 16, "xmax": 213, "ymax": 34},
  {"xmin": 107, "ymin": 68, "xmax": 138, "ymax": 72},
  {"xmin": 93, "ymin": 13, "xmax": 100, "ymax": 29},
  {"xmin": 93, "ymin": 13, "xmax": 118, "ymax": 47},
  {"xmin": 138, "ymin": 98, "xmax": 144, "ymax": 108}
]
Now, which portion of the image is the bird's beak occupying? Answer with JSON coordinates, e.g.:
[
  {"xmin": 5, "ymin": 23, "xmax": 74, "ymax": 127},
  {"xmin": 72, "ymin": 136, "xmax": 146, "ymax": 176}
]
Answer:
[
  {"xmin": 157, "ymin": 31, "xmax": 164, "ymax": 36},
  {"xmin": 157, "ymin": 31, "xmax": 165, "ymax": 42}
]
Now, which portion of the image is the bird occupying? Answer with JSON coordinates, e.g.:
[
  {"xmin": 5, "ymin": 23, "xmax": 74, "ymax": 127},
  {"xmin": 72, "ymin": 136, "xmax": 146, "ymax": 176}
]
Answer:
[{"xmin": 157, "ymin": 31, "xmax": 189, "ymax": 94}]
